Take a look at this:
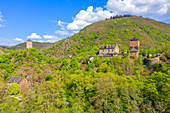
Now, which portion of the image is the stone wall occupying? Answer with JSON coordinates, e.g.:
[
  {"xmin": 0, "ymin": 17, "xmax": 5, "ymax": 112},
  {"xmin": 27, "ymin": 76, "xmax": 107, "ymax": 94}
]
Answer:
[
  {"xmin": 130, "ymin": 52, "xmax": 138, "ymax": 58},
  {"xmin": 19, "ymin": 78, "xmax": 29, "ymax": 93},
  {"xmin": 130, "ymin": 40, "xmax": 140, "ymax": 49}
]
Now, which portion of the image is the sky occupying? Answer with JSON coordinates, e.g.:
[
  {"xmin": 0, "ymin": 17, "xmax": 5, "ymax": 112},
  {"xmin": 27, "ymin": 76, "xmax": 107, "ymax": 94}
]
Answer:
[{"xmin": 0, "ymin": 0, "xmax": 170, "ymax": 46}]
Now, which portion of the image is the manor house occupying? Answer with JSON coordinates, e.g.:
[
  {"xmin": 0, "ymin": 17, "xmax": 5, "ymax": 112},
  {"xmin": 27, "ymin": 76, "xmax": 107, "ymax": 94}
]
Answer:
[{"xmin": 99, "ymin": 42, "xmax": 119, "ymax": 56}]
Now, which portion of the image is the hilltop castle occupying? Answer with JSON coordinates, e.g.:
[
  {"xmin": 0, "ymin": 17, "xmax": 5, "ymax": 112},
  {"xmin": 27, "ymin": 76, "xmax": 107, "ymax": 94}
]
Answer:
[
  {"xmin": 26, "ymin": 39, "xmax": 33, "ymax": 49},
  {"xmin": 98, "ymin": 37, "xmax": 140, "ymax": 58}
]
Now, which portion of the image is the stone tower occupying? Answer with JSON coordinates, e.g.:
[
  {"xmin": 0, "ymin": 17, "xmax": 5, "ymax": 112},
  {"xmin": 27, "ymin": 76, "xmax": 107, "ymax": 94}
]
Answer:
[
  {"xmin": 129, "ymin": 37, "xmax": 140, "ymax": 58},
  {"xmin": 26, "ymin": 39, "xmax": 33, "ymax": 49}
]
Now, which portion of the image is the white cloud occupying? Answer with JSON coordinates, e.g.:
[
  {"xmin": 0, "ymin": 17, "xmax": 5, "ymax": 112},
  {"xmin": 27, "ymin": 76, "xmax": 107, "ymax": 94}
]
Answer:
[
  {"xmin": 0, "ymin": 12, "xmax": 5, "ymax": 27},
  {"xmin": 27, "ymin": 33, "xmax": 41, "ymax": 39},
  {"xmin": 55, "ymin": 30, "xmax": 70, "ymax": 35},
  {"xmin": 0, "ymin": 12, "xmax": 4, "ymax": 22},
  {"xmin": 66, "ymin": 6, "xmax": 114, "ymax": 30},
  {"xmin": 57, "ymin": 20, "xmax": 67, "ymax": 26},
  {"xmin": 43, "ymin": 35, "xmax": 61, "ymax": 43},
  {"xmin": 14, "ymin": 38, "xmax": 24, "ymax": 42},
  {"xmin": 34, "ymin": 40, "xmax": 46, "ymax": 43},
  {"xmin": 43, "ymin": 35, "xmax": 57, "ymax": 39},
  {"xmin": 27, "ymin": 34, "xmax": 61, "ymax": 43},
  {"xmin": 55, "ymin": 6, "xmax": 114, "ymax": 35},
  {"xmin": 106, "ymin": 0, "xmax": 170, "ymax": 18},
  {"xmin": 0, "ymin": 24, "xmax": 3, "ymax": 28},
  {"xmin": 34, "ymin": 39, "xmax": 60, "ymax": 43},
  {"xmin": 67, "ymin": 20, "xmax": 91, "ymax": 31},
  {"xmin": 46, "ymin": 39, "xmax": 60, "ymax": 43}
]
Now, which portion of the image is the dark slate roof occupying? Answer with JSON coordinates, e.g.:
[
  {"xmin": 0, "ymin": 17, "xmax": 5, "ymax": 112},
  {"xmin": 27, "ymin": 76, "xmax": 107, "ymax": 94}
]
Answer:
[
  {"xmin": 130, "ymin": 37, "xmax": 139, "ymax": 41},
  {"xmin": 130, "ymin": 47, "xmax": 138, "ymax": 52},
  {"xmin": 27, "ymin": 39, "xmax": 32, "ymax": 42},
  {"xmin": 89, "ymin": 56, "xmax": 93, "ymax": 58},
  {"xmin": 118, "ymin": 53, "xmax": 125, "ymax": 55},
  {"xmin": 156, "ymin": 53, "xmax": 161, "ymax": 56},
  {"xmin": 26, "ymin": 76, "xmax": 32, "ymax": 79},
  {"xmin": 7, "ymin": 76, "xmax": 24, "ymax": 84}
]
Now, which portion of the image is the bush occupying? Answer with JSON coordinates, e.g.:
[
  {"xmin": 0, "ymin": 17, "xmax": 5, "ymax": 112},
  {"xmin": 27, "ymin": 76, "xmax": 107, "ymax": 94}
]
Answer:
[
  {"xmin": 143, "ymin": 58, "xmax": 152, "ymax": 66},
  {"xmin": 86, "ymin": 63, "xmax": 94, "ymax": 71},
  {"xmin": 46, "ymin": 74, "xmax": 54, "ymax": 81},
  {"xmin": 8, "ymin": 82, "xmax": 20, "ymax": 95},
  {"xmin": 98, "ymin": 63, "xmax": 107, "ymax": 72},
  {"xmin": 70, "ymin": 58, "xmax": 79, "ymax": 70}
]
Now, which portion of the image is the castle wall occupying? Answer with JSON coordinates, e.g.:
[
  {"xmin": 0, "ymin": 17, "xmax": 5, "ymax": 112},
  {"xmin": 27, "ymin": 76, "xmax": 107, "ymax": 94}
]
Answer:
[
  {"xmin": 130, "ymin": 52, "xmax": 138, "ymax": 58},
  {"xmin": 130, "ymin": 40, "xmax": 140, "ymax": 50},
  {"xmin": 19, "ymin": 78, "xmax": 29, "ymax": 93}
]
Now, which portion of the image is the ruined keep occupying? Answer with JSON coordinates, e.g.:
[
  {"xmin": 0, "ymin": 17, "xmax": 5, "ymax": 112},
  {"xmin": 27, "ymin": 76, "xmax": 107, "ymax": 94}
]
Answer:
[
  {"xmin": 26, "ymin": 39, "xmax": 33, "ymax": 49},
  {"xmin": 99, "ymin": 42, "xmax": 119, "ymax": 56},
  {"xmin": 129, "ymin": 37, "xmax": 140, "ymax": 58}
]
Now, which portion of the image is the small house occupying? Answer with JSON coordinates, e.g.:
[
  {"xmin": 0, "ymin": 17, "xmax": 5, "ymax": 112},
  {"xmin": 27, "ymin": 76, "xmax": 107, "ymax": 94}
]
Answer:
[{"xmin": 7, "ymin": 76, "xmax": 29, "ymax": 93}]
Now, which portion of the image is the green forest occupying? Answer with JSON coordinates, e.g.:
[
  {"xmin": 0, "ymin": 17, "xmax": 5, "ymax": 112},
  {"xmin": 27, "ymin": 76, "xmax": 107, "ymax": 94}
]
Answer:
[{"xmin": 0, "ymin": 16, "xmax": 170, "ymax": 113}]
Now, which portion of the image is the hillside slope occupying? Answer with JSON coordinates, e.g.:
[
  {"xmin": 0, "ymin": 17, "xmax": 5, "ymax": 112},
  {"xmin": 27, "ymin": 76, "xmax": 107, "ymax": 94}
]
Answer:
[
  {"xmin": 0, "ymin": 49, "xmax": 4, "ymax": 54},
  {"xmin": 44, "ymin": 16, "xmax": 170, "ymax": 58},
  {"xmin": 10, "ymin": 42, "xmax": 52, "ymax": 50}
]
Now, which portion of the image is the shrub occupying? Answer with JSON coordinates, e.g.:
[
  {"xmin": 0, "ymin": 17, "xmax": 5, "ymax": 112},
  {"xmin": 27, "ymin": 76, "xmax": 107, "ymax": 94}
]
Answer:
[
  {"xmin": 8, "ymin": 82, "xmax": 20, "ymax": 95},
  {"xmin": 46, "ymin": 74, "xmax": 54, "ymax": 81}
]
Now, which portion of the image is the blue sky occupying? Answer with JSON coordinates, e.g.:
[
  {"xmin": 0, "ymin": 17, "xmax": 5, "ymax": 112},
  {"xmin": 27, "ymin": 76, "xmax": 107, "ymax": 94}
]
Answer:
[{"xmin": 0, "ymin": 0, "xmax": 169, "ymax": 46}]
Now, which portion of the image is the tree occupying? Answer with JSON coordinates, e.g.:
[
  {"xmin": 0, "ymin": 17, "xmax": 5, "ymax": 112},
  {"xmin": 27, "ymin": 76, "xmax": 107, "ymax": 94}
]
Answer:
[
  {"xmin": 90, "ymin": 76, "xmax": 118, "ymax": 112},
  {"xmin": 8, "ymin": 82, "xmax": 20, "ymax": 95},
  {"xmin": 98, "ymin": 63, "xmax": 107, "ymax": 72},
  {"xmin": 143, "ymin": 58, "xmax": 151, "ymax": 66},
  {"xmin": 37, "ymin": 52, "xmax": 43, "ymax": 62},
  {"xmin": 46, "ymin": 74, "xmax": 54, "ymax": 81},
  {"xmin": 86, "ymin": 63, "xmax": 94, "ymax": 71},
  {"xmin": 70, "ymin": 58, "xmax": 79, "ymax": 70}
]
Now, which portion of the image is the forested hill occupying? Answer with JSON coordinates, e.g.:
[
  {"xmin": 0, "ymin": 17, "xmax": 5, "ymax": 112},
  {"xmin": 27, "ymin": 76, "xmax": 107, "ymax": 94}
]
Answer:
[
  {"xmin": 44, "ymin": 16, "xmax": 170, "ymax": 58},
  {"xmin": 0, "ymin": 16, "xmax": 169, "ymax": 113},
  {"xmin": 10, "ymin": 42, "xmax": 52, "ymax": 50}
]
